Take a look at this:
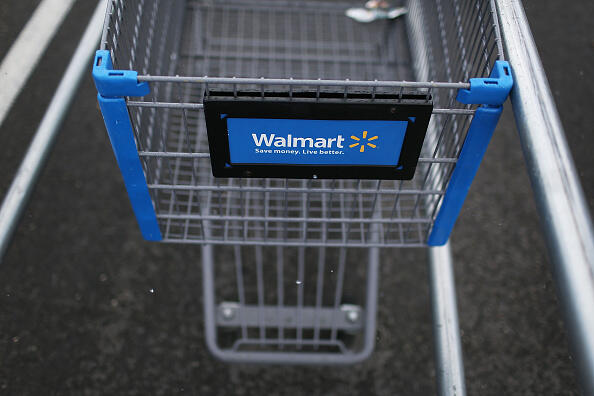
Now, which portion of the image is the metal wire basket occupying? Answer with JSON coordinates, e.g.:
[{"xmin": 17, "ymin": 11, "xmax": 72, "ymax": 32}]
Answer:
[{"xmin": 93, "ymin": 0, "xmax": 512, "ymax": 365}]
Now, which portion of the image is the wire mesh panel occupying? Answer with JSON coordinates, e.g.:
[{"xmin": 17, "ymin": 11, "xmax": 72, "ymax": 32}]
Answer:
[
  {"xmin": 98, "ymin": 0, "xmax": 502, "ymax": 248},
  {"xmin": 204, "ymin": 244, "xmax": 378, "ymax": 360}
]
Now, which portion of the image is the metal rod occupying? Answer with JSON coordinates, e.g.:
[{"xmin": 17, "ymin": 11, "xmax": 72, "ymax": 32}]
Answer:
[
  {"xmin": 126, "ymin": 100, "xmax": 474, "ymax": 115},
  {"xmin": 429, "ymin": 243, "xmax": 466, "ymax": 396},
  {"xmin": 166, "ymin": 238, "xmax": 427, "ymax": 248},
  {"xmin": 127, "ymin": 101, "xmax": 204, "ymax": 109},
  {"xmin": 156, "ymin": 213, "xmax": 432, "ymax": 224},
  {"xmin": 147, "ymin": 183, "xmax": 445, "ymax": 195},
  {"xmin": 137, "ymin": 74, "xmax": 470, "ymax": 89},
  {"xmin": 0, "ymin": 1, "xmax": 106, "ymax": 261},
  {"xmin": 495, "ymin": 1, "xmax": 594, "ymax": 394}
]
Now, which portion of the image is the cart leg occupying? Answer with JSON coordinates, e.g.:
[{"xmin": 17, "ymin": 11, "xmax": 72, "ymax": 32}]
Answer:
[
  {"xmin": 429, "ymin": 242, "xmax": 466, "ymax": 396},
  {"xmin": 201, "ymin": 243, "xmax": 220, "ymax": 360}
]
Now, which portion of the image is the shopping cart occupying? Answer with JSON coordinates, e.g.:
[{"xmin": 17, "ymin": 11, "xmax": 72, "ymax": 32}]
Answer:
[{"xmin": 87, "ymin": 0, "xmax": 594, "ymax": 394}]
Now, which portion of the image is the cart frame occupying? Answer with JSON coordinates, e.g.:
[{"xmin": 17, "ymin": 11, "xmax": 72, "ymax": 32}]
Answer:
[{"xmin": 0, "ymin": 0, "xmax": 592, "ymax": 395}]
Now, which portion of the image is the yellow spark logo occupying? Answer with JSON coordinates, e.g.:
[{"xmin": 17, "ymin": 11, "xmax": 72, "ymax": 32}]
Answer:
[{"xmin": 349, "ymin": 130, "xmax": 378, "ymax": 153}]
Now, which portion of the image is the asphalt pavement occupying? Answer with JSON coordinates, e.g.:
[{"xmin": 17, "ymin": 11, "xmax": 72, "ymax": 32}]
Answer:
[{"xmin": 0, "ymin": 0, "xmax": 592, "ymax": 395}]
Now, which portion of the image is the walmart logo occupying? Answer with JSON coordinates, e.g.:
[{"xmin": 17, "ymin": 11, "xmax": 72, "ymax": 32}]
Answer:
[{"xmin": 349, "ymin": 130, "xmax": 378, "ymax": 153}]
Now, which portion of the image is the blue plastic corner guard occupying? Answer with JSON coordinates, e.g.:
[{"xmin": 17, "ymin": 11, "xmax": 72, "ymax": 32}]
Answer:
[
  {"xmin": 93, "ymin": 50, "xmax": 162, "ymax": 241},
  {"xmin": 93, "ymin": 50, "xmax": 150, "ymax": 97},
  {"xmin": 456, "ymin": 61, "xmax": 513, "ymax": 106},
  {"xmin": 427, "ymin": 61, "xmax": 513, "ymax": 246},
  {"xmin": 427, "ymin": 106, "xmax": 504, "ymax": 246}
]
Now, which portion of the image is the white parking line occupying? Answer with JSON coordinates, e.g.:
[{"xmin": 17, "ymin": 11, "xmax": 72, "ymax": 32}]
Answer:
[
  {"xmin": 0, "ymin": 0, "xmax": 77, "ymax": 127},
  {"xmin": 0, "ymin": 0, "xmax": 105, "ymax": 260}
]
